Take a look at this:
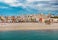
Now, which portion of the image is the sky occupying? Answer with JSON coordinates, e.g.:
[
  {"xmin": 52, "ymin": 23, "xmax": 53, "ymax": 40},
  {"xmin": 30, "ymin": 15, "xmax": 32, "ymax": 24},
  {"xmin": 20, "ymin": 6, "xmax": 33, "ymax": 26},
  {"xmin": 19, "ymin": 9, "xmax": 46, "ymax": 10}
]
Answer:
[{"xmin": 0, "ymin": 0, "xmax": 58, "ymax": 16}]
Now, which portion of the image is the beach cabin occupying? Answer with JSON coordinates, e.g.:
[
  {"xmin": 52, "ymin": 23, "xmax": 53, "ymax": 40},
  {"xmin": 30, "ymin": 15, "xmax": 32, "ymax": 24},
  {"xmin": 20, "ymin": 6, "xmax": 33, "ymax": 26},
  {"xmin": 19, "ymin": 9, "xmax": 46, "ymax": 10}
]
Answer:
[
  {"xmin": 6, "ymin": 16, "xmax": 13, "ymax": 23},
  {"xmin": 26, "ymin": 15, "xmax": 32, "ymax": 22},
  {"xmin": 16, "ymin": 16, "xmax": 21, "ymax": 23},
  {"xmin": 16, "ymin": 16, "xmax": 26, "ymax": 22},
  {"xmin": 37, "ymin": 14, "xmax": 48, "ymax": 23},
  {"xmin": 50, "ymin": 16, "xmax": 58, "ymax": 23},
  {"xmin": 11, "ymin": 16, "xmax": 16, "ymax": 23}
]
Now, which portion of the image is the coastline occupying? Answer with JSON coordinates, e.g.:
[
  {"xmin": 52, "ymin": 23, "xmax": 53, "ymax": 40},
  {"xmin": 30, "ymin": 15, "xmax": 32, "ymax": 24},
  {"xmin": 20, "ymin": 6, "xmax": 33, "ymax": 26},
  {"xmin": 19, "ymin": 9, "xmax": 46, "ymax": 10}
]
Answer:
[{"xmin": 0, "ymin": 23, "xmax": 58, "ymax": 31}]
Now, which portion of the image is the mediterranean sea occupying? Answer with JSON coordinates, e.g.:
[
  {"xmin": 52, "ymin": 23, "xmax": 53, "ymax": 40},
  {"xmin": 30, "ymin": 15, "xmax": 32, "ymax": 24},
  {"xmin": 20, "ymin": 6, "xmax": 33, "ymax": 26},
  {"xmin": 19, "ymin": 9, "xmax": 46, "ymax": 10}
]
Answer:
[{"xmin": 0, "ymin": 30, "xmax": 58, "ymax": 40}]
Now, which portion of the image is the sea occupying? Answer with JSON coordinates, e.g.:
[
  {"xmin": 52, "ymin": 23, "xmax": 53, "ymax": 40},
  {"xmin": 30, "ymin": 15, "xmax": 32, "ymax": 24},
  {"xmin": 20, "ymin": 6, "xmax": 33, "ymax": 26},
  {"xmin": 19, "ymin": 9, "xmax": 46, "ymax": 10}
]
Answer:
[{"xmin": 0, "ymin": 30, "xmax": 58, "ymax": 40}]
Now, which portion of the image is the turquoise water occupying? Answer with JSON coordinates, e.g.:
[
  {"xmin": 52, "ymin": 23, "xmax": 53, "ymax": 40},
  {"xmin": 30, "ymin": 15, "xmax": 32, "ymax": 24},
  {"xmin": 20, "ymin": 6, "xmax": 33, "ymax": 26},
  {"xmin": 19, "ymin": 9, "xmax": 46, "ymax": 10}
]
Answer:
[{"xmin": 0, "ymin": 30, "xmax": 58, "ymax": 40}]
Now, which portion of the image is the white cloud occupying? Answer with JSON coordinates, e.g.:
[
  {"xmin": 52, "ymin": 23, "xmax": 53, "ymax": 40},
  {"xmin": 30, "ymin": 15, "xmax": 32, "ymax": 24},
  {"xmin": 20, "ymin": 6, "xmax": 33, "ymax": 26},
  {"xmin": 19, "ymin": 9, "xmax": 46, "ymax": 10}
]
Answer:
[
  {"xmin": 0, "ymin": 0, "xmax": 29, "ymax": 8},
  {"xmin": 0, "ymin": 0, "xmax": 58, "ymax": 11},
  {"xmin": 3, "ymin": 0, "xmax": 17, "ymax": 3},
  {"xmin": 0, "ymin": 0, "xmax": 19, "ymax": 6}
]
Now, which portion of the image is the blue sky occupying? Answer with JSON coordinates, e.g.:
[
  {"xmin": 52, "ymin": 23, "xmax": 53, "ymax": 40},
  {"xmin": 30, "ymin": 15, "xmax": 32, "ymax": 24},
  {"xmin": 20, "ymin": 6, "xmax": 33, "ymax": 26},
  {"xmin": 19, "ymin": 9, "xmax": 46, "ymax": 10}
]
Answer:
[{"xmin": 0, "ymin": 0, "xmax": 58, "ymax": 16}]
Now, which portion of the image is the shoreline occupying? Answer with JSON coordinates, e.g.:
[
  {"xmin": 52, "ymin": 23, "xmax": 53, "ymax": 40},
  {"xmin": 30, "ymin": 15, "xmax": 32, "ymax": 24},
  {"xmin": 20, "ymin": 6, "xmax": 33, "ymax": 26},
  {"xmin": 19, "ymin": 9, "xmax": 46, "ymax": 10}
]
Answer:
[{"xmin": 0, "ymin": 23, "xmax": 58, "ymax": 31}]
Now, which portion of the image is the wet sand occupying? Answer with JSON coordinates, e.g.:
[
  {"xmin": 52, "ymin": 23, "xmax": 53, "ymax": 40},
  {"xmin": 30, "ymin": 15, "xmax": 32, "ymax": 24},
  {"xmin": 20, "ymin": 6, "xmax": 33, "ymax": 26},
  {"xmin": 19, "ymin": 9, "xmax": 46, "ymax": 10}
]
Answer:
[{"xmin": 0, "ymin": 23, "xmax": 58, "ymax": 31}]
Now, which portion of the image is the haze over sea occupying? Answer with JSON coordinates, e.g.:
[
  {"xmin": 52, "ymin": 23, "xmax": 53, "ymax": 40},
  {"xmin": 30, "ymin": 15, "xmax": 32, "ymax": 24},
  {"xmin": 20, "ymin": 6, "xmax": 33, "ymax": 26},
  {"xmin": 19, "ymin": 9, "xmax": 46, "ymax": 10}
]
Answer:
[{"xmin": 0, "ymin": 0, "xmax": 58, "ymax": 16}]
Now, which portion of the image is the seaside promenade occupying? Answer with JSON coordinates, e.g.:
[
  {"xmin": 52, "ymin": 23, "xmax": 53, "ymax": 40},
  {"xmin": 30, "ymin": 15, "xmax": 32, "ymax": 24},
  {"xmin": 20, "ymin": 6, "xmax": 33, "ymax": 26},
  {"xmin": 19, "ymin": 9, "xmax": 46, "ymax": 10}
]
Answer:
[
  {"xmin": 0, "ymin": 23, "xmax": 58, "ymax": 31},
  {"xmin": 0, "ymin": 14, "xmax": 58, "ymax": 31}
]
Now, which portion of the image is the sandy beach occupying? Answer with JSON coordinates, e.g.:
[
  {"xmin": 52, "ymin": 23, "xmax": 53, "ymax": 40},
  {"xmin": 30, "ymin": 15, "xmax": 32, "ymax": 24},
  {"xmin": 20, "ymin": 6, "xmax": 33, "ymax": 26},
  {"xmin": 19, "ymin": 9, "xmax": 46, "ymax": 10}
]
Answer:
[{"xmin": 0, "ymin": 23, "xmax": 58, "ymax": 31}]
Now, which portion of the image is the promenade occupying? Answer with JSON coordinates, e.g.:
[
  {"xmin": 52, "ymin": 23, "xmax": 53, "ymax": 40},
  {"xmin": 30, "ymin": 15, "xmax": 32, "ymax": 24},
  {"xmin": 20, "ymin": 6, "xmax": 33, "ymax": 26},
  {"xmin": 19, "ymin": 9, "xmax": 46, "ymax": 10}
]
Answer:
[{"xmin": 0, "ymin": 23, "xmax": 58, "ymax": 31}]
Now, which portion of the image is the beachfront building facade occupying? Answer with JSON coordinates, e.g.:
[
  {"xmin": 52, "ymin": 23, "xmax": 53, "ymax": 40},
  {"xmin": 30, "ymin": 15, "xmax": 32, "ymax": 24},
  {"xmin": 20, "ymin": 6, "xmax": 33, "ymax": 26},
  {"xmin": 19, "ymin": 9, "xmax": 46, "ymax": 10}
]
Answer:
[
  {"xmin": 6, "ymin": 16, "xmax": 13, "ymax": 23},
  {"xmin": 0, "ymin": 14, "xmax": 48, "ymax": 23},
  {"xmin": 0, "ymin": 13, "xmax": 58, "ymax": 23},
  {"xmin": 50, "ymin": 16, "xmax": 58, "ymax": 23}
]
